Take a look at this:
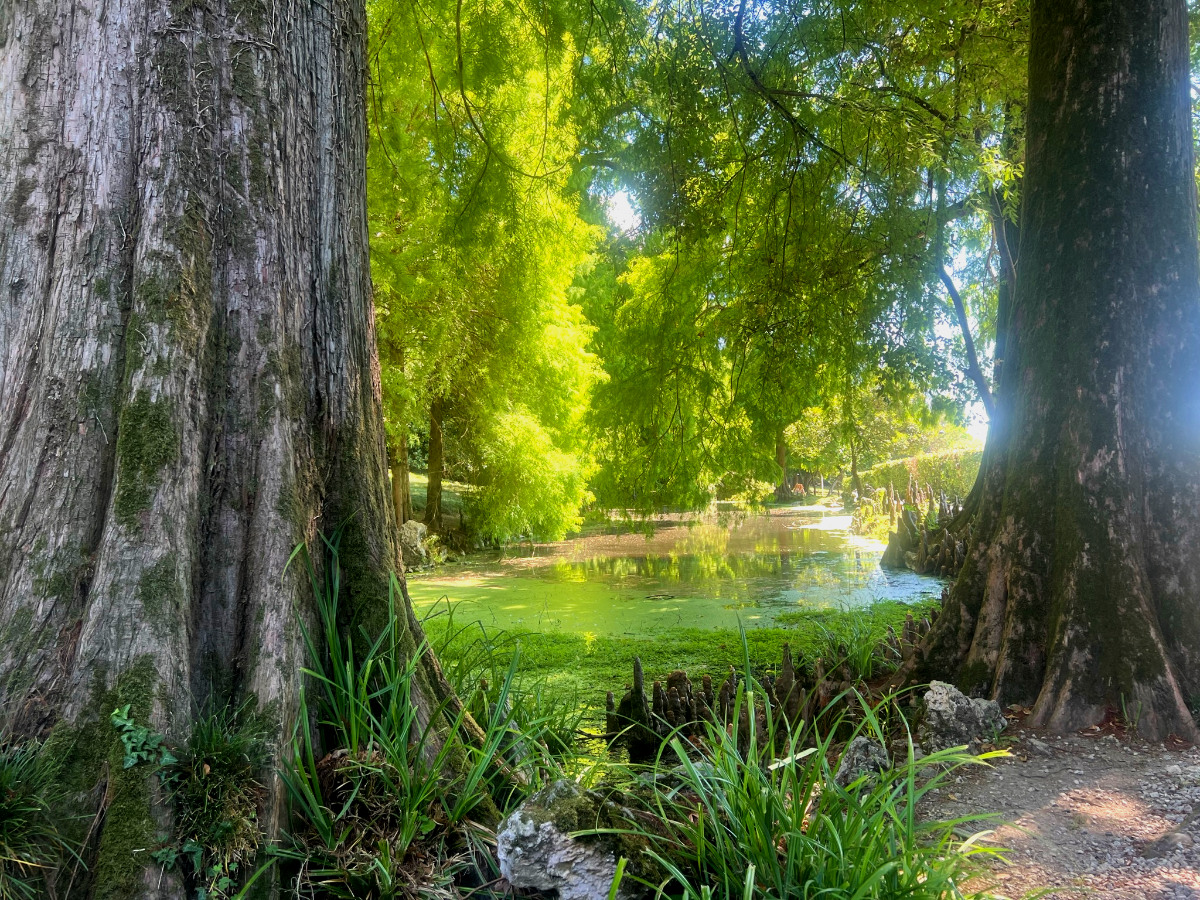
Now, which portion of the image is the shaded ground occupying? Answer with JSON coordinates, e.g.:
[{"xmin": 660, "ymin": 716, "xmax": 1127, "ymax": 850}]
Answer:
[{"xmin": 924, "ymin": 723, "xmax": 1200, "ymax": 899}]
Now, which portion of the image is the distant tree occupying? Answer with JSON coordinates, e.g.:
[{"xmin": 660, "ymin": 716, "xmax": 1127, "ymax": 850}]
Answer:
[
  {"xmin": 367, "ymin": 0, "xmax": 599, "ymax": 540},
  {"xmin": 579, "ymin": 0, "xmax": 1025, "ymax": 511}
]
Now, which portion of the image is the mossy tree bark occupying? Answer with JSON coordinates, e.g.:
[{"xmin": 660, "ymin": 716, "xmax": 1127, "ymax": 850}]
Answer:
[
  {"xmin": 911, "ymin": 0, "xmax": 1200, "ymax": 741},
  {"xmin": 0, "ymin": 0, "xmax": 454, "ymax": 895}
]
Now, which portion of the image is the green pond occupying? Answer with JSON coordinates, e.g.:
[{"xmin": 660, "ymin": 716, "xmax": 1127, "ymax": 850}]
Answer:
[{"xmin": 408, "ymin": 505, "xmax": 943, "ymax": 636}]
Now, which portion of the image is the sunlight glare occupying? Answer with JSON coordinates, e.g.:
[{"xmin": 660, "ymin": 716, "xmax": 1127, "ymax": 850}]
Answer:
[{"xmin": 606, "ymin": 189, "xmax": 641, "ymax": 233}]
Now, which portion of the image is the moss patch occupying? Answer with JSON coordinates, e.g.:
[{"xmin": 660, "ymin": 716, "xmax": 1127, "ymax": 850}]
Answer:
[
  {"xmin": 0, "ymin": 607, "xmax": 34, "ymax": 659},
  {"xmin": 424, "ymin": 597, "xmax": 939, "ymax": 727},
  {"xmin": 30, "ymin": 542, "xmax": 87, "ymax": 603},
  {"xmin": 229, "ymin": 0, "xmax": 269, "ymax": 34},
  {"xmin": 275, "ymin": 473, "xmax": 305, "ymax": 541},
  {"xmin": 258, "ymin": 341, "xmax": 306, "ymax": 427},
  {"xmin": 231, "ymin": 50, "xmax": 258, "ymax": 104},
  {"xmin": 137, "ymin": 554, "xmax": 182, "ymax": 626},
  {"xmin": 77, "ymin": 370, "xmax": 105, "ymax": 418},
  {"xmin": 42, "ymin": 658, "xmax": 160, "ymax": 900},
  {"xmin": 114, "ymin": 393, "xmax": 178, "ymax": 529},
  {"xmin": 9, "ymin": 176, "xmax": 35, "ymax": 227},
  {"xmin": 136, "ymin": 270, "xmax": 194, "ymax": 344}
]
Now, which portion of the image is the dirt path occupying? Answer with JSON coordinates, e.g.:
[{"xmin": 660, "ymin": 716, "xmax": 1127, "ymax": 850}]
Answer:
[{"xmin": 924, "ymin": 724, "xmax": 1200, "ymax": 898}]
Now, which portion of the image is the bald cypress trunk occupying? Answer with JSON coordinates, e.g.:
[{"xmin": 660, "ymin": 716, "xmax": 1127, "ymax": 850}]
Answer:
[
  {"xmin": 0, "ymin": 0, "xmax": 453, "ymax": 894},
  {"xmin": 912, "ymin": 0, "xmax": 1200, "ymax": 741}
]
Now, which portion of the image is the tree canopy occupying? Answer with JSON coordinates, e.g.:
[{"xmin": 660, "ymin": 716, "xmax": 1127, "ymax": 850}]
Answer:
[{"xmin": 363, "ymin": 0, "xmax": 1034, "ymax": 537}]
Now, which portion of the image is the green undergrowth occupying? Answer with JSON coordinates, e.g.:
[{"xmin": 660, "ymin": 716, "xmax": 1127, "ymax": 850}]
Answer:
[
  {"xmin": 106, "ymin": 699, "xmax": 270, "ymax": 900},
  {"xmin": 598, "ymin": 683, "xmax": 1005, "ymax": 899},
  {"xmin": 14, "ymin": 530, "xmax": 977, "ymax": 900},
  {"xmin": 422, "ymin": 597, "xmax": 939, "ymax": 727},
  {"xmin": 272, "ymin": 531, "xmax": 571, "ymax": 899},
  {"xmin": 276, "ymin": 534, "xmax": 997, "ymax": 898},
  {"xmin": 0, "ymin": 739, "xmax": 79, "ymax": 900}
]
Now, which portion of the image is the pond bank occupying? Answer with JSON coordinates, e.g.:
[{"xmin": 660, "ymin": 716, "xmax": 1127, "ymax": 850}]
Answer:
[
  {"xmin": 408, "ymin": 504, "xmax": 943, "ymax": 632},
  {"xmin": 410, "ymin": 504, "xmax": 946, "ymax": 722}
]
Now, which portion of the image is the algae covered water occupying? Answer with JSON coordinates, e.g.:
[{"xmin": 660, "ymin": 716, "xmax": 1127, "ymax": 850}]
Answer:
[{"xmin": 406, "ymin": 505, "xmax": 942, "ymax": 636}]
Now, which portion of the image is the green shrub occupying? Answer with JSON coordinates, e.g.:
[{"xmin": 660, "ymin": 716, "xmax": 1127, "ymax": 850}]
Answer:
[
  {"xmin": 603, "ymin": 684, "xmax": 1003, "ymax": 899},
  {"xmin": 424, "ymin": 601, "xmax": 584, "ymax": 758},
  {"xmin": 863, "ymin": 449, "xmax": 983, "ymax": 500},
  {"xmin": 274, "ymin": 530, "xmax": 572, "ymax": 898},
  {"xmin": 161, "ymin": 705, "xmax": 268, "ymax": 900},
  {"xmin": 108, "ymin": 700, "xmax": 269, "ymax": 900},
  {"xmin": 462, "ymin": 410, "xmax": 592, "ymax": 543},
  {"xmin": 808, "ymin": 610, "xmax": 900, "ymax": 682}
]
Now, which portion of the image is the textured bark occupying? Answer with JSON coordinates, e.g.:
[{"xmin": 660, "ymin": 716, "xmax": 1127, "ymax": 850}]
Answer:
[
  {"xmin": 0, "ymin": 0, "xmax": 450, "ymax": 895},
  {"xmin": 423, "ymin": 396, "xmax": 444, "ymax": 532},
  {"xmin": 911, "ymin": 0, "xmax": 1200, "ymax": 741}
]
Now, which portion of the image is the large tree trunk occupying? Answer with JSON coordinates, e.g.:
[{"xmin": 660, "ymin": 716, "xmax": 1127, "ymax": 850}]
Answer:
[
  {"xmin": 423, "ymin": 396, "xmax": 444, "ymax": 532},
  {"xmin": 910, "ymin": 0, "xmax": 1200, "ymax": 741},
  {"xmin": 0, "ymin": 0, "xmax": 454, "ymax": 895}
]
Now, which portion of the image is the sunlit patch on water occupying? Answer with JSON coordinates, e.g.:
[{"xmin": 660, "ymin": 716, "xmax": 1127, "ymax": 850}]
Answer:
[{"xmin": 408, "ymin": 506, "xmax": 943, "ymax": 636}]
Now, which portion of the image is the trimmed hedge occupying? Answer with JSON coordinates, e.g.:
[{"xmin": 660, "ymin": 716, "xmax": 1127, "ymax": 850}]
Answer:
[{"xmin": 862, "ymin": 448, "xmax": 982, "ymax": 500}]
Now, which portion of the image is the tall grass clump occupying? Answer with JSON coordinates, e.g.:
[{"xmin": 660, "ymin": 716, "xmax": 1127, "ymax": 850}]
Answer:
[
  {"xmin": 275, "ymin": 530, "xmax": 571, "ymax": 898},
  {"xmin": 0, "ymin": 740, "xmax": 77, "ymax": 900},
  {"xmin": 605, "ymin": 682, "xmax": 1002, "ymax": 899},
  {"xmin": 808, "ymin": 608, "xmax": 903, "ymax": 682},
  {"xmin": 422, "ymin": 598, "xmax": 584, "ymax": 757},
  {"xmin": 156, "ymin": 703, "xmax": 269, "ymax": 900}
]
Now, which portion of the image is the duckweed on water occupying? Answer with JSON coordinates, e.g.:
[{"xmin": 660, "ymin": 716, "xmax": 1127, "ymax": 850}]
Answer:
[{"xmin": 422, "ymin": 597, "xmax": 939, "ymax": 726}]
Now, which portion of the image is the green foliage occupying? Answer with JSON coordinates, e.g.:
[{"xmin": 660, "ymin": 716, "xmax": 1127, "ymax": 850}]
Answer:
[
  {"xmin": 576, "ymin": 0, "xmax": 1025, "ymax": 511},
  {"xmin": 357, "ymin": 0, "xmax": 1029, "ymax": 519},
  {"xmin": 274, "ymin": 534, "xmax": 570, "ymax": 897},
  {"xmin": 605, "ymin": 687, "xmax": 1003, "ymax": 899},
  {"xmin": 111, "ymin": 704, "xmax": 175, "ymax": 769},
  {"xmin": 463, "ymin": 410, "xmax": 593, "ymax": 542},
  {"xmin": 367, "ymin": 0, "xmax": 600, "ymax": 540},
  {"xmin": 862, "ymin": 449, "xmax": 984, "ymax": 500},
  {"xmin": 0, "ymin": 740, "xmax": 78, "ymax": 900},
  {"xmin": 110, "ymin": 704, "xmax": 268, "ymax": 900}
]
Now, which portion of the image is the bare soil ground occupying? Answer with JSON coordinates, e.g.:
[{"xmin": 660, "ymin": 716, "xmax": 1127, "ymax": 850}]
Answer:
[{"xmin": 923, "ymin": 721, "xmax": 1200, "ymax": 899}]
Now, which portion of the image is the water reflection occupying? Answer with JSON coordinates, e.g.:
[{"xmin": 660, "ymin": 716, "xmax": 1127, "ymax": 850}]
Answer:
[{"xmin": 408, "ymin": 507, "xmax": 942, "ymax": 635}]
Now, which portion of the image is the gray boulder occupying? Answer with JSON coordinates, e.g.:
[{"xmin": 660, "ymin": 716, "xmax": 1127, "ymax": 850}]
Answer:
[
  {"xmin": 834, "ymin": 736, "xmax": 890, "ymax": 788},
  {"xmin": 918, "ymin": 680, "xmax": 1006, "ymax": 754},
  {"xmin": 497, "ymin": 780, "xmax": 649, "ymax": 900},
  {"xmin": 398, "ymin": 519, "xmax": 428, "ymax": 568}
]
